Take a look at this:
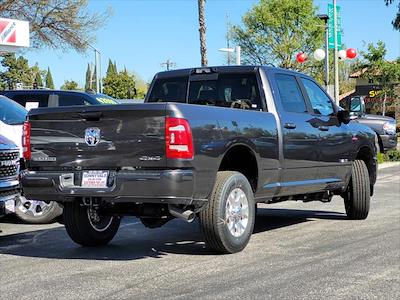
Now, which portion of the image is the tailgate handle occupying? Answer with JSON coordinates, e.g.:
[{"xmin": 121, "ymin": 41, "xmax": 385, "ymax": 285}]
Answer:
[{"xmin": 79, "ymin": 111, "xmax": 103, "ymax": 121}]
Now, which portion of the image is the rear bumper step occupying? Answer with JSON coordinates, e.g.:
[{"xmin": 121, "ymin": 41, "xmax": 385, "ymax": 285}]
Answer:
[{"xmin": 20, "ymin": 169, "xmax": 206, "ymax": 206}]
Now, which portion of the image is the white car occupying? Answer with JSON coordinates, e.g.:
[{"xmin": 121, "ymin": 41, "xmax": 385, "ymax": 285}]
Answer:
[{"xmin": 0, "ymin": 95, "xmax": 62, "ymax": 223}]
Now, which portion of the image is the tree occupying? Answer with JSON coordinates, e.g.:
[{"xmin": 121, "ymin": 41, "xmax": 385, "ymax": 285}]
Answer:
[
  {"xmin": 45, "ymin": 67, "xmax": 55, "ymax": 89},
  {"xmin": 84, "ymin": 63, "xmax": 91, "ymax": 91},
  {"xmin": 61, "ymin": 80, "xmax": 80, "ymax": 90},
  {"xmin": 198, "ymin": 0, "xmax": 208, "ymax": 66},
  {"xmin": 360, "ymin": 41, "xmax": 400, "ymax": 116},
  {"xmin": 106, "ymin": 59, "xmax": 117, "ymax": 76},
  {"xmin": 231, "ymin": 0, "xmax": 324, "ymax": 72},
  {"xmin": 31, "ymin": 63, "xmax": 44, "ymax": 88},
  {"xmin": 0, "ymin": 53, "xmax": 33, "ymax": 89},
  {"xmin": 385, "ymin": 0, "xmax": 400, "ymax": 31},
  {"xmin": 103, "ymin": 69, "xmax": 136, "ymax": 99},
  {"xmin": 0, "ymin": 0, "xmax": 111, "ymax": 52}
]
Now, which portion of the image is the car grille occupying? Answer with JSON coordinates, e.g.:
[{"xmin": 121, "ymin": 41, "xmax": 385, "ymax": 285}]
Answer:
[
  {"xmin": 0, "ymin": 188, "xmax": 19, "ymax": 199},
  {"xmin": 0, "ymin": 151, "xmax": 19, "ymax": 161},
  {"xmin": 0, "ymin": 150, "xmax": 19, "ymax": 178}
]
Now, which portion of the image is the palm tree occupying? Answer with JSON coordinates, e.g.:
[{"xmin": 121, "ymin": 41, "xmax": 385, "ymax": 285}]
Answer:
[{"xmin": 198, "ymin": 0, "xmax": 208, "ymax": 66}]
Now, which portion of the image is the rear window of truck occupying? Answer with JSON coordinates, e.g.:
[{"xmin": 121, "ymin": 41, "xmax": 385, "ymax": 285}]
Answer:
[{"xmin": 148, "ymin": 73, "xmax": 262, "ymax": 110}]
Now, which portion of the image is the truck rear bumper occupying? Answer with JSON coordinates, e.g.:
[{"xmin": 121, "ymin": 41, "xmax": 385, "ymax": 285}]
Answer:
[{"xmin": 20, "ymin": 169, "xmax": 206, "ymax": 206}]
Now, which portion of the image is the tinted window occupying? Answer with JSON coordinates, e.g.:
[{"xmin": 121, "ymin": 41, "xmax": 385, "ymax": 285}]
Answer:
[
  {"xmin": 188, "ymin": 74, "xmax": 262, "ymax": 110},
  {"xmin": 9, "ymin": 94, "xmax": 49, "ymax": 109},
  {"xmin": 57, "ymin": 94, "xmax": 88, "ymax": 106},
  {"xmin": 275, "ymin": 74, "xmax": 307, "ymax": 113},
  {"xmin": 0, "ymin": 96, "xmax": 27, "ymax": 125},
  {"xmin": 148, "ymin": 77, "xmax": 188, "ymax": 103},
  {"xmin": 301, "ymin": 78, "xmax": 334, "ymax": 116}
]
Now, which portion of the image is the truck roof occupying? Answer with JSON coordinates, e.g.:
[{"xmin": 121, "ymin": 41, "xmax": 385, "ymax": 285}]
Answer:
[{"xmin": 153, "ymin": 65, "xmax": 307, "ymax": 79}]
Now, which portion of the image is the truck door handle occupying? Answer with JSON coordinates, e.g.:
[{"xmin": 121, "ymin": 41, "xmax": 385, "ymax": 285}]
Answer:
[
  {"xmin": 318, "ymin": 126, "xmax": 329, "ymax": 131},
  {"xmin": 79, "ymin": 111, "xmax": 103, "ymax": 121},
  {"xmin": 284, "ymin": 123, "xmax": 296, "ymax": 129}
]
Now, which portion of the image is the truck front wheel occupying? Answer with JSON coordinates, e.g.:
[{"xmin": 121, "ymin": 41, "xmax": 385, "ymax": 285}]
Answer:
[
  {"xmin": 199, "ymin": 171, "xmax": 255, "ymax": 254},
  {"xmin": 344, "ymin": 160, "xmax": 371, "ymax": 220},
  {"xmin": 63, "ymin": 201, "xmax": 120, "ymax": 246}
]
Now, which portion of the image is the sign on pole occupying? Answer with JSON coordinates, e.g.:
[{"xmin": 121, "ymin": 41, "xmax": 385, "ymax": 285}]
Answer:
[
  {"xmin": 328, "ymin": 4, "xmax": 341, "ymax": 50},
  {"xmin": 0, "ymin": 18, "xmax": 30, "ymax": 53}
]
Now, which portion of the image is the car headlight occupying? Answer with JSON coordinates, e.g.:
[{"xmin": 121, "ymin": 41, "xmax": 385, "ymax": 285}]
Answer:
[{"xmin": 383, "ymin": 121, "xmax": 396, "ymax": 135}]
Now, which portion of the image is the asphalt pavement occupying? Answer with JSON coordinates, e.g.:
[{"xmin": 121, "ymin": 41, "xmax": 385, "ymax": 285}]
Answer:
[{"xmin": 0, "ymin": 163, "xmax": 399, "ymax": 300}]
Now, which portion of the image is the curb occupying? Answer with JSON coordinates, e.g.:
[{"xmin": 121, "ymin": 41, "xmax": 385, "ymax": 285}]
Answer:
[{"xmin": 378, "ymin": 161, "xmax": 400, "ymax": 170}]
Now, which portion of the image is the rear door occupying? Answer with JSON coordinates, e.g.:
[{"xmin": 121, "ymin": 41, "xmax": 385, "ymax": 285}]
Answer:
[
  {"xmin": 299, "ymin": 77, "xmax": 352, "ymax": 182},
  {"xmin": 269, "ymin": 72, "xmax": 320, "ymax": 195}
]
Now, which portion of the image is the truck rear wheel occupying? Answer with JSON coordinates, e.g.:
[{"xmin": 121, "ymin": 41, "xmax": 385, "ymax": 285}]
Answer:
[
  {"xmin": 199, "ymin": 171, "xmax": 255, "ymax": 254},
  {"xmin": 344, "ymin": 160, "xmax": 370, "ymax": 220},
  {"xmin": 63, "ymin": 201, "xmax": 120, "ymax": 246}
]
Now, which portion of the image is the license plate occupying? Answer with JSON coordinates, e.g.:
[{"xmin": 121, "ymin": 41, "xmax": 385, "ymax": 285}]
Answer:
[
  {"xmin": 81, "ymin": 171, "xmax": 109, "ymax": 188},
  {"xmin": 5, "ymin": 199, "xmax": 15, "ymax": 213}
]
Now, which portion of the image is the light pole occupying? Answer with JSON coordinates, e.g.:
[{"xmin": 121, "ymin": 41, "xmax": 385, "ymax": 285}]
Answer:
[
  {"xmin": 218, "ymin": 46, "xmax": 241, "ymax": 65},
  {"xmin": 333, "ymin": 0, "xmax": 339, "ymax": 104},
  {"xmin": 318, "ymin": 14, "xmax": 329, "ymax": 92},
  {"xmin": 87, "ymin": 44, "xmax": 101, "ymax": 93}
]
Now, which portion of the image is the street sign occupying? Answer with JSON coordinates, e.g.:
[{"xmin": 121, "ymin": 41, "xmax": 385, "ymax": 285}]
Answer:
[
  {"xmin": 328, "ymin": 4, "xmax": 342, "ymax": 50},
  {"xmin": 0, "ymin": 17, "xmax": 29, "ymax": 53}
]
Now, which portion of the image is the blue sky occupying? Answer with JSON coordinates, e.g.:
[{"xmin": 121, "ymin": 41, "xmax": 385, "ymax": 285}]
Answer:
[{"xmin": 21, "ymin": 0, "xmax": 400, "ymax": 88}]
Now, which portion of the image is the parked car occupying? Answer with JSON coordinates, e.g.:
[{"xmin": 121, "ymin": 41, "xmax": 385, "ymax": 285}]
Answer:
[
  {"xmin": 0, "ymin": 134, "xmax": 19, "ymax": 218},
  {"xmin": 0, "ymin": 89, "xmax": 118, "ymax": 110},
  {"xmin": 0, "ymin": 95, "xmax": 62, "ymax": 223},
  {"xmin": 21, "ymin": 66, "xmax": 377, "ymax": 253},
  {"xmin": 341, "ymin": 96, "xmax": 397, "ymax": 152}
]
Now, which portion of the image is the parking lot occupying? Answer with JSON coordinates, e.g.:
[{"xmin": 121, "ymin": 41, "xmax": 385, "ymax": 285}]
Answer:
[{"xmin": 0, "ymin": 163, "xmax": 399, "ymax": 300}]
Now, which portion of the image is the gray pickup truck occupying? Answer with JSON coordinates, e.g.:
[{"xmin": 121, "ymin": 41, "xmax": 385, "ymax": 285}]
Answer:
[
  {"xmin": 21, "ymin": 66, "xmax": 377, "ymax": 254},
  {"xmin": 341, "ymin": 96, "xmax": 397, "ymax": 152}
]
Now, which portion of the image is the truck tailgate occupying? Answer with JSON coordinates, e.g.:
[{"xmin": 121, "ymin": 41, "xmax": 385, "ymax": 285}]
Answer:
[{"xmin": 27, "ymin": 103, "xmax": 167, "ymax": 169}]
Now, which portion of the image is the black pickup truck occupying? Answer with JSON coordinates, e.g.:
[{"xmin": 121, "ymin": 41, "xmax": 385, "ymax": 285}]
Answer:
[{"xmin": 21, "ymin": 66, "xmax": 377, "ymax": 254}]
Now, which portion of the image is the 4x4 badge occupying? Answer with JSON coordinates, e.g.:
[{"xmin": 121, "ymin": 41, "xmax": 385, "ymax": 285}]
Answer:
[{"xmin": 85, "ymin": 127, "xmax": 101, "ymax": 146}]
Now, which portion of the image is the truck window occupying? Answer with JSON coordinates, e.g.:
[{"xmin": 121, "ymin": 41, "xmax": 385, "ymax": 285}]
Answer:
[
  {"xmin": 148, "ymin": 77, "xmax": 188, "ymax": 103},
  {"xmin": 57, "ymin": 94, "xmax": 89, "ymax": 106},
  {"xmin": 188, "ymin": 74, "xmax": 262, "ymax": 110},
  {"xmin": 301, "ymin": 78, "xmax": 335, "ymax": 116},
  {"xmin": 8, "ymin": 94, "xmax": 49, "ymax": 109},
  {"xmin": 275, "ymin": 74, "xmax": 307, "ymax": 113}
]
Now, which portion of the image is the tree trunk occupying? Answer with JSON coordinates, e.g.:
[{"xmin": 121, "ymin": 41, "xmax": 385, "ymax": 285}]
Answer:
[
  {"xmin": 198, "ymin": 0, "xmax": 208, "ymax": 66},
  {"xmin": 382, "ymin": 91, "xmax": 387, "ymax": 116}
]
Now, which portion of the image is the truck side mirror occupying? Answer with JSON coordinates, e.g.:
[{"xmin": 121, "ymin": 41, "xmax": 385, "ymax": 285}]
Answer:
[
  {"xmin": 349, "ymin": 97, "xmax": 365, "ymax": 116},
  {"xmin": 337, "ymin": 110, "xmax": 351, "ymax": 124}
]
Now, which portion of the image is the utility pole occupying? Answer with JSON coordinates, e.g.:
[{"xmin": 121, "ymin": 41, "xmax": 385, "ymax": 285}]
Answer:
[
  {"xmin": 226, "ymin": 13, "xmax": 231, "ymax": 66},
  {"xmin": 318, "ymin": 14, "xmax": 329, "ymax": 91},
  {"xmin": 161, "ymin": 59, "xmax": 176, "ymax": 71},
  {"xmin": 333, "ymin": 0, "xmax": 339, "ymax": 104}
]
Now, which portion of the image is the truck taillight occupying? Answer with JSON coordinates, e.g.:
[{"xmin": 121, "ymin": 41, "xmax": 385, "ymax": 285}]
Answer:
[
  {"xmin": 165, "ymin": 117, "xmax": 194, "ymax": 159},
  {"xmin": 22, "ymin": 121, "xmax": 31, "ymax": 160}
]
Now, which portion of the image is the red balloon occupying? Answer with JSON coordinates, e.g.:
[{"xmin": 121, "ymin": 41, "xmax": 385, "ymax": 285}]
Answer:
[
  {"xmin": 346, "ymin": 48, "xmax": 357, "ymax": 59},
  {"xmin": 296, "ymin": 52, "xmax": 307, "ymax": 63}
]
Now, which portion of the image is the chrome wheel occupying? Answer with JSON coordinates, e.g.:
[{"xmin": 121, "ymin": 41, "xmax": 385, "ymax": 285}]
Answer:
[
  {"xmin": 17, "ymin": 197, "xmax": 52, "ymax": 217},
  {"xmin": 225, "ymin": 188, "xmax": 249, "ymax": 237},
  {"xmin": 87, "ymin": 208, "xmax": 114, "ymax": 232}
]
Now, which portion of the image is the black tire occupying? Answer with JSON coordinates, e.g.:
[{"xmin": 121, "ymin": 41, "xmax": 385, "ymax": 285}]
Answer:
[
  {"xmin": 63, "ymin": 201, "xmax": 120, "ymax": 246},
  {"xmin": 15, "ymin": 197, "xmax": 63, "ymax": 224},
  {"xmin": 199, "ymin": 171, "xmax": 255, "ymax": 254},
  {"xmin": 344, "ymin": 160, "xmax": 370, "ymax": 220}
]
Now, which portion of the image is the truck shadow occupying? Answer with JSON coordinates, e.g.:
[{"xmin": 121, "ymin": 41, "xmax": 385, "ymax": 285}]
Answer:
[{"xmin": 0, "ymin": 208, "xmax": 346, "ymax": 260}]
